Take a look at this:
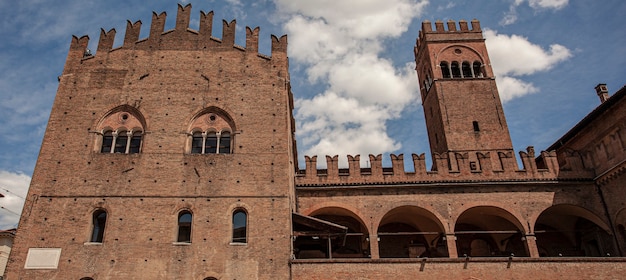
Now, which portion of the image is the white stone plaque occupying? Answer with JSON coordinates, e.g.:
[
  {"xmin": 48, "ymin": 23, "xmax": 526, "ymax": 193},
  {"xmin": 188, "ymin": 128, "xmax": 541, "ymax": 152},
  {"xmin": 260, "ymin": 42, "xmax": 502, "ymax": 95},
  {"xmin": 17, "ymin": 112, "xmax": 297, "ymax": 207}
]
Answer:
[{"xmin": 24, "ymin": 248, "xmax": 62, "ymax": 269}]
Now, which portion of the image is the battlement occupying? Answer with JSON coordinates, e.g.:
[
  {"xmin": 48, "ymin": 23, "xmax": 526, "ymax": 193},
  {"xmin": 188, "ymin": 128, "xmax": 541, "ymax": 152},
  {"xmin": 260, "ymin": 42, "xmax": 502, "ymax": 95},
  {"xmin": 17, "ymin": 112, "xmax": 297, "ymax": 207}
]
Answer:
[
  {"xmin": 415, "ymin": 19, "xmax": 483, "ymax": 53},
  {"xmin": 66, "ymin": 4, "xmax": 287, "ymax": 65},
  {"xmin": 295, "ymin": 147, "xmax": 595, "ymax": 186}
]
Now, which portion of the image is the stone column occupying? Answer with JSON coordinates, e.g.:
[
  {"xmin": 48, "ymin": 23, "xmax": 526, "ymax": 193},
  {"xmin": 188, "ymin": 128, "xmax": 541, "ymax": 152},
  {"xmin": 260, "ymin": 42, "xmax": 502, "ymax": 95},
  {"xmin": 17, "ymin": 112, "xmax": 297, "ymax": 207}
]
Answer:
[
  {"xmin": 524, "ymin": 234, "xmax": 540, "ymax": 258},
  {"xmin": 369, "ymin": 234, "xmax": 380, "ymax": 259},
  {"xmin": 446, "ymin": 233, "xmax": 458, "ymax": 258}
]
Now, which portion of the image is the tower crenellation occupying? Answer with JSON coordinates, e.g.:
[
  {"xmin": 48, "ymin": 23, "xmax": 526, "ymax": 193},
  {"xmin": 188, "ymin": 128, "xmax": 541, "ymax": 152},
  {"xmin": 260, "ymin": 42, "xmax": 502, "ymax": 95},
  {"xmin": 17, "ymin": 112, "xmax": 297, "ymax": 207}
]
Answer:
[{"xmin": 65, "ymin": 3, "xmax": 286, "ymax": 72}]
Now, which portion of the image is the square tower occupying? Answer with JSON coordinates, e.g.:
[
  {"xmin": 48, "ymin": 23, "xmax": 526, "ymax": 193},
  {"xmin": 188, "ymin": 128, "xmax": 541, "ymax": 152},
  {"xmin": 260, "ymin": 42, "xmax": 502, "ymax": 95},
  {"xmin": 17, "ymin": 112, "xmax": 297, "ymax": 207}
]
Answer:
[{"xmin": 414, "ymin": 20, "xmax": 513, "ymax": 157}]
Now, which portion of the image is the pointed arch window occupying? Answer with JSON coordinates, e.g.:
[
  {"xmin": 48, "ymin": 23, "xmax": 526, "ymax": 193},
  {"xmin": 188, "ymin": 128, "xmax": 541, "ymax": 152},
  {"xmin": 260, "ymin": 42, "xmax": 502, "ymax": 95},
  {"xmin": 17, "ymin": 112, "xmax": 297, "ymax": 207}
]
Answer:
[
  {"xmin": 232, "ymin": 209, "xmax": 247, "ymax": 244},
  {"xmin": 91, "ymin": 210, "xmax": 107, "ymax": 243},
  {"xmin": 188, "ymin": 109, "xmax": 236, "ymax": 155},
  {"xmin": 177, "ymin": 211, "xmax": 192, "ymax": 243},
  {"xmin": 96, "ymin": 108, "xmax": 146, "ymax": 154}
]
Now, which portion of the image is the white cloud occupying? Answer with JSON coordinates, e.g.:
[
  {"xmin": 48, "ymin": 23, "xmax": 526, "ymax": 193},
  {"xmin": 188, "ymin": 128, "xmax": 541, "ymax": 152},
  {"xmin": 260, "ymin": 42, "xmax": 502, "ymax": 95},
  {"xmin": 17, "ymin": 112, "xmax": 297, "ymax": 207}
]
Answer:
[
  {"xmin": 484, "ymin": 29, "xmax": 572, "ymax": 102},
  {"xmin": 501, "ymin": 0, "xmax": 569, "ymax": 25},
  {"xmin": 274, "ymin": 0, "xmax": 426, "ymax": 166},
  {"xmin": 0, "ymin": 170, "xmax": 30, "ymax": 229},
  {"xmin": 528, "ymin": 0, "xmax": 568, "ymax": 9}
]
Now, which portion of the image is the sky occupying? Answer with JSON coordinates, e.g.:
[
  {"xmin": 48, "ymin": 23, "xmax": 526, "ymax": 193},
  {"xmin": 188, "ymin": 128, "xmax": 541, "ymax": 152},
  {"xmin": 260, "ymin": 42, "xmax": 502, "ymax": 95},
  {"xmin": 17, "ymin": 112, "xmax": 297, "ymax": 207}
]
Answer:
[{"xmin": 0, "ymin": 0, "xmax": 624, "ymax": 228}]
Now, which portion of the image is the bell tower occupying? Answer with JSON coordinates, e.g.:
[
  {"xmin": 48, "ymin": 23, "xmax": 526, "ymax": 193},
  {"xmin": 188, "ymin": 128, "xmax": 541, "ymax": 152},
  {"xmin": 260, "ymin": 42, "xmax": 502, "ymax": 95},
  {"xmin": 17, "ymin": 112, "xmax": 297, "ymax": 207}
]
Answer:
[{"xmin": 414, "ymin": 19, "xmax": 513, "ymax": 157}]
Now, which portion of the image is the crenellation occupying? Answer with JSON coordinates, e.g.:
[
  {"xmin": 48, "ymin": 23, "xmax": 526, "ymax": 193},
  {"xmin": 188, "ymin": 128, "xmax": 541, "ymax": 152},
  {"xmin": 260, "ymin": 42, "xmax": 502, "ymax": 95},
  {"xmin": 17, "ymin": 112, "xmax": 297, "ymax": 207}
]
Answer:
[
  {"xmin": 369, "ymin": 154, "xmax": 384, "ymax": 176},
  {"xmin": 434, "ymin": 20, "xmax": 445, "ymax": 32},
  {"xmin": 519, "ymin": 146, "xmax": 537, "ymax": 173},
  {"xmin": 325, "ymin": 155, "xmax": 339, "ymax": 177},
  {"xmin": 458, "ymin": 20, "xmax": 469, "ymax": 31},
  {"xmin": 199, "ymin": 11, "xmax": 214, "ymax": 38},
  {"xmin": 175, "ymin": 4, "xmax": 192, "ymax": 32},
  {"xmin": 390, "ymin": 154, "xmax": 404, "ymax": 174},
  {"xmin": 97, "ymin": 28, "xmax": 116, "ymax": 53},
  {"xmin": 64, "ymin": 5, "xmax": 285, "ymax": 65},
  {"xmin": 295, "ymin": 147, "xmax": 600, "ymax": 185},
  {"xmin": 470, "ymin": 19, "xmax": 481, "ymax": 31},
  {"xmin": 246, "ymin": 26, "xmax": 260, "ymax": 52},
  {"xmin": 148, "ymin": 11, "xmax": 167, "ymax": 45},
  {"xmin": 123, "ymin": 20, "xmax": 142, "ymax": 48},
  {"xmin": 348, "ymin": 155, "xmax": 360, "ymax": 175},
  {"xmin": 411, "ymin": 153, "xmax": 427, "ymax": 175},
  {"xmin": 222, "ymin": 19, "xmax": 236, "ymax": 46},
  {"xmin": 446, "ymin": 20, "xmax": 457, "ymax": 31}
]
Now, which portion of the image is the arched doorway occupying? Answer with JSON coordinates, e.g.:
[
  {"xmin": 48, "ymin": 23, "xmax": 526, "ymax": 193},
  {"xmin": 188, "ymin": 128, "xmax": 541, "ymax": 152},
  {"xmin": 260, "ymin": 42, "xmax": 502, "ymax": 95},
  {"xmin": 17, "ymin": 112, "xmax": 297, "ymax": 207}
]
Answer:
[
  {"xmin": 535, "ymin": 204, "xmax": 616, "ymax": 257},
  {"xmin": 455, "ymin": 206, "xmax": 528, "ymax": 257},
  {"xmin": 293, "ymin": 207, "xmax": 369, "ymax": 259},
  {"xmin": 377, "ymin": 206, "xmax": 447, "ymax": 258}
]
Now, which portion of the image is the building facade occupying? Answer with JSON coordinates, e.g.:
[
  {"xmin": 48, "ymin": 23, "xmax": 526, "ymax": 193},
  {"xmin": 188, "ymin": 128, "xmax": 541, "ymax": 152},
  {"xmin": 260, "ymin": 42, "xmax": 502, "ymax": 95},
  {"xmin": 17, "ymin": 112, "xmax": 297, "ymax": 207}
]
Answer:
[{"xmin": 6, "ymin": 4, "xmax": 626, "ymax": 279}]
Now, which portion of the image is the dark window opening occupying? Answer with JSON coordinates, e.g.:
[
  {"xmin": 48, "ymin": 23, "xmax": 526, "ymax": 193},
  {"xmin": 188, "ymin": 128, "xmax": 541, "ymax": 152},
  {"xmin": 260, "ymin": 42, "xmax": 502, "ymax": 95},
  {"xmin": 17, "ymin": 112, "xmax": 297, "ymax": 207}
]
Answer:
[
  {"xmin": 91, "ymin": 210, "xmax": 107, "ymax": 243},
  {"xmin": 451, "ymin": 62, "xmax": 461, "ymax": 78},
  {"xmin": 473, "ymin": 121, "xmax": 480, "ymax": 132},
  {"xmin": 101, "ymin": 132, "xmax": 113, "ymax": 153},
  {"xmin": 129, "ymin": 132, "xmax": 142, "ymax": 154},
  {"xmin": 472, "ymin": 61, "xmax": 482, "ymax": 77},
  {"xmin": 177, "ymin": 211, "xmax": 192, "ymax": 243},
  {"xmin": 191, "ymin": 132, "xmax": 203, "ymax": 154},
  {"xmin": 114, "ymin": 132, "xmax": 128, "ymax": 153},
  {"xmin": 219, "ymin": 131, "xmax": 231, "ymax": 154},
  {"xmin": 440, "ymin": 62, "xmax": 451, "ymax": 78},
  {"xmin": 205, "ymin": 132, "xmax": 218, "ymax": 154},
  {"xmin": 462, "ymin": 62, "xmax": 472, "ymax": 78},
  {"xmin": 233, "ymin": 210, "xmax": 247, "ymax": 243}
]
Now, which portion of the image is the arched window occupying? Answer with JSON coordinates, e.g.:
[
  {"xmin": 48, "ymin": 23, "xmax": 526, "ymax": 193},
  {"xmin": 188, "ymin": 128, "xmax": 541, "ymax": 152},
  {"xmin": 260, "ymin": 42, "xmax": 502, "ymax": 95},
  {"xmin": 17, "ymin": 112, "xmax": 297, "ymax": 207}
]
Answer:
[
  {"xmin": 219, "ymin": 131, "xmax": 231, "ymax": 154},
  {"xmin": 177, "ymin": 211, "xmax": 192, "ymax": 243},
  {"xmin": 129, "ymin": 131, "xmax": 142, "ymax": 154},
  {"xmin": 96, "ymin": 107, "xmax": 146, "ymax": 154},
  {"xmin": 114, "ymin": 130, "xmax": 128, "ymax": 153},
  {"xmin": 191, "ymin": 131, "xmax": 204, "ymax": 154},
  {"xmin": 451, "ymin": 62, "xmax": 461, "ymax": 78},
  {"xmin": 440, "ymin": 62, "xmax": 451, "ymax": 78},
  {"xmin": 91, "ymin": 210, "xmax": 107, "ymax": 243},
  {"xmin": 205, "ymin": 132, "xmax": 218, "ymax": 154},
  {"xmin": 188, "ymin": 109, "xmax": 236, "ymax": 155},
  {"xmin": 461, "ymin": 62, "xmax": 472, "ymax": 78},
  {"xmin": 232, "ymin": 209, "xmax": 247, "ymax": 243},
  {"xmin": 472, "ymin": 61, "xmax": 483, "ymax": 77},
  {"xmin": 80, "ymin": 278, "xmax": 94, "ymax": 280},
  {"xmin": 101, "ymin": 131, "xmax": 113, "ymax": 153}
]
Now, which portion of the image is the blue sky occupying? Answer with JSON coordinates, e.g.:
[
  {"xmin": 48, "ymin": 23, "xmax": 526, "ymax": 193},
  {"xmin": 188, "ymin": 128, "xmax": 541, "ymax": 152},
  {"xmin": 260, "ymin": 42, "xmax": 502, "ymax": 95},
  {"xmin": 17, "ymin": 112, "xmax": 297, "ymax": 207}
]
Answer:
[{"xmin": 0, "ymin": 0, "xmax": 624, "ymax": 228}]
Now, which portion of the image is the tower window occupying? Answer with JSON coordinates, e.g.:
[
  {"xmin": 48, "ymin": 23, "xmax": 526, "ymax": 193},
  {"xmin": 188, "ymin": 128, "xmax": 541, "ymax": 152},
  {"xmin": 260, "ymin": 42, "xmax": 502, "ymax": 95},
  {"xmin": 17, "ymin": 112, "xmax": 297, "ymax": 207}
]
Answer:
[
  {"xmin": 100, "ymin": 129, "xmax": 143, "ymax": 154},
  {"xmin": 440, "ymin": 62, "xmax": 451, "ymax": 78},
  {"xmin": 232, "ymin": 209, "xmax": 247, "ymax": 244},
  {"xmin": 177, "ymin": 211, "xmax": 192, "ymax": 243},
  {"xmin": 191, "ymin": 132, "xmax": 203, "ymax": 154},
  {"xmin": 462, "ymin": 62, "xmax": 472, "ymax": 78},
  {"xmin": 114, "ymin": 130, "xmax": 128, "ymax": 153},
  {"xmin": 190, "ymin": 130, "xmax": 232, "ymax": 154},
  {"xmin": 451, "ymin": 62, "xmax": 461, "ymax": 78},
  {"xmin": 473, "ymin": 121, "xmax": 480, "ymax": 132},
  {"xmin": 96, "ymin": 109, "xmax": 145, "ymax": 155},
  {"xmin": 472, "ymin": 61, "xmax": 483, "ymax": 77},
  {"xmin": 91, "ymin": 210, "xmax": 107, "ymax": 243},
  {"xmin": 101, "ymin": 132, "xmax": 113, "ymax": 153}
]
